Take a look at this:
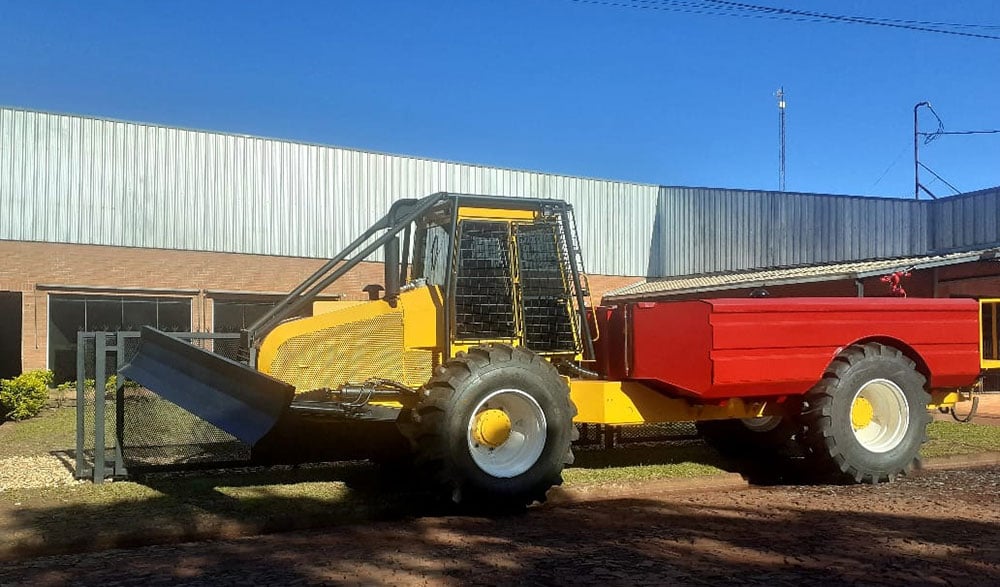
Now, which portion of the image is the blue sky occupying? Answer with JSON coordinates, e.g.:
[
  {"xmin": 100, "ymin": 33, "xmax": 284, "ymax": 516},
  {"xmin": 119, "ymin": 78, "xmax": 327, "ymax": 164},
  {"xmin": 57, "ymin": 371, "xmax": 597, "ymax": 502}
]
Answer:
[{"xmin": 2, "ymin": 1, "xmax": 998, "ymax": 197}]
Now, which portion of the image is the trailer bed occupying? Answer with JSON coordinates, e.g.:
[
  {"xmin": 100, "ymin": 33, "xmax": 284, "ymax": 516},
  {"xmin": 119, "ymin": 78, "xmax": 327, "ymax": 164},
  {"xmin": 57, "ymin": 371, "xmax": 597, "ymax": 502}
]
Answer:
[{"xmin": 593, "ymin": 298, "xmax": 982, "ymax": 400}]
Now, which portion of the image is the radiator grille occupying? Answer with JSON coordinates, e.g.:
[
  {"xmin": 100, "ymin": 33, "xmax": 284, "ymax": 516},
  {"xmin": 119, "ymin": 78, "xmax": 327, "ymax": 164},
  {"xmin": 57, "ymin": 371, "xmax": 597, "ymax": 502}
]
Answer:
[
  {"xmin": 403, "ymin": 349, "xmax": 435, "ymax": 385},
  {"xmin": 269, "ymin": 312, "xmax": 431, "ymax": 390}
]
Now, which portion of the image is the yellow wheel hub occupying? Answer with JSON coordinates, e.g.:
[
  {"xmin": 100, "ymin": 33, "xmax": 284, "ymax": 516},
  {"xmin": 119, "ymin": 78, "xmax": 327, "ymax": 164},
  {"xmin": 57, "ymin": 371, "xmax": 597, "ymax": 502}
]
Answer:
[
  {"xmin": 472, "ymin": 408, "xmax": 512, "ymax": 448},
  {"xmin": 851, "ymin": 396, "xmax": 875, "ymax": 429}
]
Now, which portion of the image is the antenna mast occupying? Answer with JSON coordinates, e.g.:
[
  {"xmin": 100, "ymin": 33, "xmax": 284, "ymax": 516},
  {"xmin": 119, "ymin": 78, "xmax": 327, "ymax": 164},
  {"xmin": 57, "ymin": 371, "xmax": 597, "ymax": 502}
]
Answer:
[{"xmin": 776, "ymin": 87, "xmax": 786, "ymax": 191}]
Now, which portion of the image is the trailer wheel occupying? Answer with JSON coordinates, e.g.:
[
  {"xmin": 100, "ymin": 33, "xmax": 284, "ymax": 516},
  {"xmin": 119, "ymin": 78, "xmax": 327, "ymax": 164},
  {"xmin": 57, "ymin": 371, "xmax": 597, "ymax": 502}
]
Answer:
[
  {"xmin": 696, "ymin": 415, "xmax": 798, "ymax": 458},
  {"xmin": 800, "ymin": 342, "xmax": 930, "ymax": 484},
  {"xmin": 407, "ymin": 344, "xmax": 577, "ymax": 509}
]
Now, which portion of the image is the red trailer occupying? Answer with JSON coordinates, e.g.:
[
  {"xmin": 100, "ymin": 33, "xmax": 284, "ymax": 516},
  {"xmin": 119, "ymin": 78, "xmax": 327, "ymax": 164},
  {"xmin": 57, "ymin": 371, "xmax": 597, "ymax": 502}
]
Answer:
[{"xmin": 574, "ymin": 297, "xmax": 986, "ymax": 483}]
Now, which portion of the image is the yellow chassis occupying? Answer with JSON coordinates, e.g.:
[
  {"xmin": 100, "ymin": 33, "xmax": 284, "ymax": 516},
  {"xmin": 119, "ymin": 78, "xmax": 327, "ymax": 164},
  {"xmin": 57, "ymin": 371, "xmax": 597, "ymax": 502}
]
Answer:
[{"xmin": 567, "ymin": 380, "xmax": 970, "ymax": 425}]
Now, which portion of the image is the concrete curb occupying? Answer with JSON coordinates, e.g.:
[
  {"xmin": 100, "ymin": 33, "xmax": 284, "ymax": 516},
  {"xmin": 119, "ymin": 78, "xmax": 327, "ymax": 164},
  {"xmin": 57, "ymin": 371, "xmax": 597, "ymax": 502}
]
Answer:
[
  {"xmin": 2, "ymin": 517, "xmax": 316, "ymax": 563},
  {"xmin": 917, "ymin": 451, "xmax": 1000, "ymax": 471},
  {"xmin": 545, "ymin": 473, "xmax": 749, "ymax": 507}
]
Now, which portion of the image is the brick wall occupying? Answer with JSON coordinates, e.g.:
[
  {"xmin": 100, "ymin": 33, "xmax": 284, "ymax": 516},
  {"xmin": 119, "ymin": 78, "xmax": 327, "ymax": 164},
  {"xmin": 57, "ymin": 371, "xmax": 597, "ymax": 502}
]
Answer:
[
  {"xmin": 588, "ymin": 274, "xmax": 645, "ymax": 303},
  {"xmin": 0, "ymin": 240, "xmax": 387, "ymax": 372},
  {"xmin": 0, "ymin": 240, "xmax": 643, "ymax": 373}
]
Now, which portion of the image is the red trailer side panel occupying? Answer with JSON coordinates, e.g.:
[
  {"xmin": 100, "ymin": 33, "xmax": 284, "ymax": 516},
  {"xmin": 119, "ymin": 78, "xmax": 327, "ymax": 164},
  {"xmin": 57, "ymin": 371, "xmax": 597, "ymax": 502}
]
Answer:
[{"xmin": 619, "ymin": 298, "xmax": 981, "ymax": 400}]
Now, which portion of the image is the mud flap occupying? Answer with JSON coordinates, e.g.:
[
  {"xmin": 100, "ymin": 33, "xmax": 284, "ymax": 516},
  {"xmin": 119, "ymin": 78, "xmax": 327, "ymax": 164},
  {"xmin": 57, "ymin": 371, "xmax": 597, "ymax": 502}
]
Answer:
[{"xmin": 119, "ymin": 327, "xmax": 294, "ymax": 445}]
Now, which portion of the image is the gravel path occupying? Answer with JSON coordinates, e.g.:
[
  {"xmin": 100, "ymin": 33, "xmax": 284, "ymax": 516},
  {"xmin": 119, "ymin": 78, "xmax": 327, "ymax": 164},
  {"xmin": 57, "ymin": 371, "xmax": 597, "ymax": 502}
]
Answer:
[
  {"xmin": 1, "ymin": 466, "xmax": 997, "ymax": 586},
  {"xmin": 0, "ymin": 456, "xmax": 80, "ymax": 492}
]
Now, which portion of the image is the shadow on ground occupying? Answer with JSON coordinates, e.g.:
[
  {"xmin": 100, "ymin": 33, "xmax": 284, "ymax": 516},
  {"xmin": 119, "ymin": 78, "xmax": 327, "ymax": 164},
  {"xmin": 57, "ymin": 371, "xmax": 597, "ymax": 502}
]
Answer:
[
  {"xmin": 0, "ymin": 439, "xmax": 840, "ymax": 563},
  {"xmin": 1, "ymin": 466, "xmax": 997, "ymax": 585}
]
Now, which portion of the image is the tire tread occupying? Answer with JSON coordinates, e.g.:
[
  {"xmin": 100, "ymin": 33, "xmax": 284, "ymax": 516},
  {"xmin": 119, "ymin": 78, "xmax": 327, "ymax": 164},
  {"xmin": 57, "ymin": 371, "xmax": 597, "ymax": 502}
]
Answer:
[{"xmin": 800, "ymin": 342, "xmax": 929, "ymax": 484}]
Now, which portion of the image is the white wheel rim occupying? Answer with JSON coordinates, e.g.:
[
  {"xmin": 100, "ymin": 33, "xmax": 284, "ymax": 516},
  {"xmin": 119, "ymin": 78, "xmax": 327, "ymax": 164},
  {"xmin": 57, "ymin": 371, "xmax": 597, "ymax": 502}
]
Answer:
[
  {"xmin": 741, "ymin": 415, "xmax": 782, "ymax": 433},
  {"xmin": 851, "ymin": 378, "xmax": 910, "ymax": 453},
  {"xmin": 467, "ymin": 389, "xmax": 547, "ymax": 478}
]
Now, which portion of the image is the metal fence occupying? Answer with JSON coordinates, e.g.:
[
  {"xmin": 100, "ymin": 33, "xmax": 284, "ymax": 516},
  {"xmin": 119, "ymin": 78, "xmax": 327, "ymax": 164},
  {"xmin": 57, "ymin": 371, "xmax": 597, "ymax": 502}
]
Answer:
[{"xmin": 74, "ymin": 331, "xmax": 248, "ymax": 483}]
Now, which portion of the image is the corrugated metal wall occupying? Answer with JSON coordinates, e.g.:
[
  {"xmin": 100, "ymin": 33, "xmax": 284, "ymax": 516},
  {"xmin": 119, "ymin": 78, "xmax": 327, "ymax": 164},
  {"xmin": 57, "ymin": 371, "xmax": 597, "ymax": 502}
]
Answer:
[
  {"xmin": 656, "ymin": 187, "xmax": 933, "ymax": 276},
  {"xmin": 2, "ymin": 107, "xmax": 997, "ymax": 279},
  {"xmin": 932, "ymin": 186, "xmax": 1000, "ymax": 251},
  {"xmin": 0, "ymin": 108, "xmax": 659, "ymax": 277}
]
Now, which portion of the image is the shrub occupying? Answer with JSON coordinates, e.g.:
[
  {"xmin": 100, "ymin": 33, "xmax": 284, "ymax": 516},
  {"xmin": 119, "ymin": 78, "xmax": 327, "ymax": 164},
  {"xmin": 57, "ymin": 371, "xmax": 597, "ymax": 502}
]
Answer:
[
  {"xmin": 55, "ymin": 376, "xmax": 132, "ymax": 397},
  {"xmin": 0, "ymin": 369, "xmax": 53, "ymax": 421}
]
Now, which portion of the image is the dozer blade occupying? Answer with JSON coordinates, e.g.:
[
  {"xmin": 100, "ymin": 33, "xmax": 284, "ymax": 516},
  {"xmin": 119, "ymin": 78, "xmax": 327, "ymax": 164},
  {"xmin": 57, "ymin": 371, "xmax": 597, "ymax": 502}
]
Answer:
[{"xmin": 119, "ymin": 327, "xmax": 294, "ymax": 445}]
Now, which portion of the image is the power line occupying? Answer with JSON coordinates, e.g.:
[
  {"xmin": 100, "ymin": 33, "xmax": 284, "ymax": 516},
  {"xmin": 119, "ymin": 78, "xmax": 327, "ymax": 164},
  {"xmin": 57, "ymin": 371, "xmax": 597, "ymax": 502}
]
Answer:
[
  {"xmin": 701, "ymin": 0, "xmax": 1000, "ymax": 38},
  {"xmin": 919, "ymin": 130, "xmax": 1000, "ymax": 136},
  {"xmin": 912, "ymin": 102, "xmax": 992, "ymax": 199},
  {"xmin": 871, "ymin": 143, "xmax": 909, "ymax": 189},
  {"xmin": 568, "ymin": 0, "xmax": 1000, "ymax": 40},
  {"xmin": 920, "ymin": 103, "xmax": 946, "ymax": 145}
]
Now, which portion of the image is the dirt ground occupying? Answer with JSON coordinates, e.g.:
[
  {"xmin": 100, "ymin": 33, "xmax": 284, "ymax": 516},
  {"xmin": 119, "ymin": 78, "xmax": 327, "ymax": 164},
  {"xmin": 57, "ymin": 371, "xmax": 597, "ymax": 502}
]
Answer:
[
  {"xmin": 953, "ymin": 393, "xmax": 1000, "ymax": 426},
  {"xmin": 1, "ymin": 465, "xmax": 996, "ymax": 586}
]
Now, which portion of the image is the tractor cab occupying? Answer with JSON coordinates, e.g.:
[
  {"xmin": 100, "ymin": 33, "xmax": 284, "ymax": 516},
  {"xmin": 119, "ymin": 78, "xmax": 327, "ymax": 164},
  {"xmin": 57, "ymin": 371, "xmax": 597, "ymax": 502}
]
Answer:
[
  {"xmin": 410, "ymin": 198, "xmax": 587, "ymax": 357},
  {"xmin": 255, "ymin": 195, "xmax": 592, "ymax": 394}
]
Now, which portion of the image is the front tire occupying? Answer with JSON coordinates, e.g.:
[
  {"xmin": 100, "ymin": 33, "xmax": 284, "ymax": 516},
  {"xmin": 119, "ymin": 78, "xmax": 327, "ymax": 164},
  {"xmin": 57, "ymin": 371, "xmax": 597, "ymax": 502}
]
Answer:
[
  {"xmin": 407, "ymin": 344, "xmax": 576, "ymax": 508},
  {"xmin": 800, "ymin": 342, "xmax": 930, "ymax": 484}
]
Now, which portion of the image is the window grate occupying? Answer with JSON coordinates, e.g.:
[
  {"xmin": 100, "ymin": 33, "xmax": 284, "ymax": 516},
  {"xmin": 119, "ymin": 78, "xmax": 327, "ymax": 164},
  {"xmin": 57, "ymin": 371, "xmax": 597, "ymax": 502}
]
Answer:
[
  {"xmin": 454, "ymin": 221, "xmax": 516, "ymax": 339},
  {"xmin": 516, "ymin": 222, "xmax": 577, "ymax": 352}
]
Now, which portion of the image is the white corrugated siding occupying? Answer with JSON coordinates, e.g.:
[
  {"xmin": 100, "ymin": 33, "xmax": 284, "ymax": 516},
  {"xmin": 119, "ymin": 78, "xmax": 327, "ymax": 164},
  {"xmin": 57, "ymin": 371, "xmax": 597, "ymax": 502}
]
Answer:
[
  {"xmin": 0, "ymin": 107, "xmax": 659, "ymax": 276},
  {"xmin": 4, "ymin": 108, "xmax": 997, "ymax": 280}
]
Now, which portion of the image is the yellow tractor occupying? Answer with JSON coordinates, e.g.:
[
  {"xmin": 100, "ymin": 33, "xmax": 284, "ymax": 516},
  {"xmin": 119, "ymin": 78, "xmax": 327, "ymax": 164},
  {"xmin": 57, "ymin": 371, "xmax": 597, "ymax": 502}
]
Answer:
[{"xmin": 125, "ymin": 192, "xmax": 591, "ymax": 506}]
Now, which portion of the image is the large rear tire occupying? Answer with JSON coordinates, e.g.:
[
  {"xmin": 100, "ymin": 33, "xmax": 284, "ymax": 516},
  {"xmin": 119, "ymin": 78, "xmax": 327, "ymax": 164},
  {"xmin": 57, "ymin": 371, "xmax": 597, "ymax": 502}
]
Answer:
[
  {"xmin": 406, "ymin": 344, "xmax": 577, "ymax": 508},
  {"xmin": 800, "ymin": 342, "xmax": 930, "ymax": 484}
]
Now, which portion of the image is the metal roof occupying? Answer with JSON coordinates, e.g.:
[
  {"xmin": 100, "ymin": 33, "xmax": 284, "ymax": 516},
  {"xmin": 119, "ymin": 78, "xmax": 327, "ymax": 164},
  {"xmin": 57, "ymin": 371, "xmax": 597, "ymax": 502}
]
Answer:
[{"xmin": 604, "ymin": 248, "xmax": 1000, "ymax": 301}]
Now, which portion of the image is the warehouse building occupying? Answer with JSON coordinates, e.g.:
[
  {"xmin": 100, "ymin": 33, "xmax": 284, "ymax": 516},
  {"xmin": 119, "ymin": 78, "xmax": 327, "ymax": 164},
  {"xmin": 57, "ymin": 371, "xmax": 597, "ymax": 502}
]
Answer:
[
  {"xmin": 607, "ymin": 186, "xmax": 1000, "ymax": 301},
  {"xmin": 1, "ymin": 107, "xmax": 998, "ymax": 381}
]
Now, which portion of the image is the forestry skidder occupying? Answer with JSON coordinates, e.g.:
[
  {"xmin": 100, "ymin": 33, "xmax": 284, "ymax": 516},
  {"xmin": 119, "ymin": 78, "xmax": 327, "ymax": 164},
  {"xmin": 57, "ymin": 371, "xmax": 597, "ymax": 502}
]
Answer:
[{"xmin": 122, "ymin": 192, "xmax": 991, "ymax": 507}]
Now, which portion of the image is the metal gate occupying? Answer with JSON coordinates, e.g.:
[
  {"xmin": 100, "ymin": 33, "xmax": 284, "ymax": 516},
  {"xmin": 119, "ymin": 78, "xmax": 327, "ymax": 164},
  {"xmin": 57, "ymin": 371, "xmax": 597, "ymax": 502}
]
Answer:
[{"xmin": 74, "ymin": 331, "xmax": 249, "ymax": 482}]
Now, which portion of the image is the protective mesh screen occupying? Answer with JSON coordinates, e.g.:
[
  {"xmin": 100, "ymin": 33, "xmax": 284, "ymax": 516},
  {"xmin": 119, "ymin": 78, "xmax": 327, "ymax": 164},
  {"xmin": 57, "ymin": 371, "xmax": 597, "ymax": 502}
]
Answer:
[
  {"xmin": 118, "ymin": 334, "xmax": 250, "ymax": 469},
  {"xmin": 78, "ymin": 332, "xmax": 251, "ymax": 476},
  {"xmin": 455, "ymin": 221, "xmax": 516, "ymax": 339},
  {"xmin": 575, "ymin": 421, "xmax": 701, "ymax": 448},
  {"xmin": 515, "ymin": 222, "xmax": 577, "ymax": 352}
]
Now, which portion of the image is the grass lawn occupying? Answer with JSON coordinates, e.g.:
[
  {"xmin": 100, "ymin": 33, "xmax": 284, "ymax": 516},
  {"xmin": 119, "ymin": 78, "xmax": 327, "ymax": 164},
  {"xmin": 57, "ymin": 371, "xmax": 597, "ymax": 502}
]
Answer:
[
  {"xmin": 0, "ymin": 407, "xmax": 76, "ymax": 459},
  {"xmin": 922, "ymin": 420, "xmax": 1000, "ymax": 458},
  {"xmin": 566, "ymin": 445, "xmax": 727, "ymax": 485}
]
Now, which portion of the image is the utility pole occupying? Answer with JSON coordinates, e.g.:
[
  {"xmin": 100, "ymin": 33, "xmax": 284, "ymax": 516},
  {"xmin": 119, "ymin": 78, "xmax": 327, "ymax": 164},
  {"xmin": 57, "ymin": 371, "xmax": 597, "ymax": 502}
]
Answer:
[
  {"xmin": 776, "ymin": 87, "xmax": 786, "ymax": 192},
  {"xmin": 913, "ymin": 101, "xmax": 930, "ymax": 200}
]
